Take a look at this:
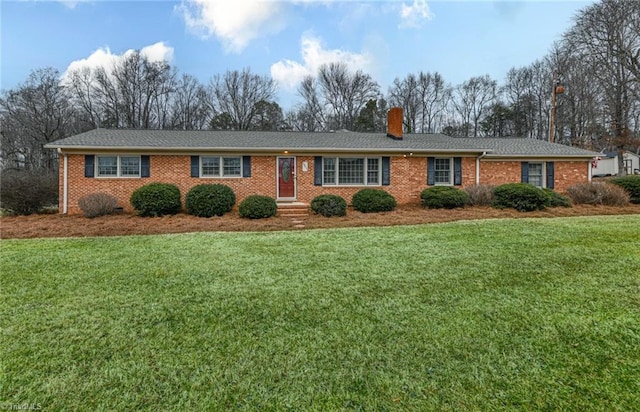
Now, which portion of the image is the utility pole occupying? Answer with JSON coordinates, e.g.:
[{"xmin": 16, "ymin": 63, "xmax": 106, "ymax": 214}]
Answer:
[{"xmin": 549, "ymin": 72, "xmax": 564, "ymax": 143}]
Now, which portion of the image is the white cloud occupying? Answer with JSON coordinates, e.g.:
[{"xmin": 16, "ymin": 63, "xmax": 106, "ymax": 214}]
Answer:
[
  {"xmin": 399, "ymin": 0, "xmax": 433, "ymax": 28},
  {"xmin": 62, "ymin": 42, "xmax": 174, "ymax": 80},
  {"xmin": 55, "ymin": 0, "xmax": 89, "ymax": 9},
  {"xmin": 176, "ymin": 1, "xmax": 432, "ymax": 52},
  {"xmin": 176, "ymin": 0, "xmax": 285, "ymax": 53},
  {"xmin": 270, "ymin": 34, "xmax": 374, "ymax": 91},
  {"xmin": 140, "ymin": 42, "xmax": 175, "ymax": 63}
]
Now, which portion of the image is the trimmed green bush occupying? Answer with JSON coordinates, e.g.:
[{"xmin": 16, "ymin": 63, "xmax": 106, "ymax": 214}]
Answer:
[
  {"xmin": 311, "ymin": 194, "xmax": 347, "ymax": 217},
  {"xmin": 566, "ymin": 182, "xmax": 630, "ymax": 206},
  {"xmin": 352, "ymin": 189, "xmax": 397, "ymax": 213},
  {"xmin": 465, "ymin": 184, "xmax": 495, "ymax": 206},
  {"xmin": 239, "ymin": 195, "xmax": 277, "ymax": 219},
  {"xmin": 185, "ymin": 184, "xmax": 236, "ymax": 217},
  {"xmin": 421, "ymin": 186, "xmax": 469, "ymax": 209},
  {"xmin": 130, "ymin": 183, "xmax": 181, "ymax": 217},
  {"xmin": 492, "ymin": 183, "xmax": 549, "ymax": 212},
  {"xmin": 542, "ymin": 189, "xmax": 572, "ymax": 208},
  {"xmin": 610, "ymin": 175, "xmax": 640, "ymax": 204}
]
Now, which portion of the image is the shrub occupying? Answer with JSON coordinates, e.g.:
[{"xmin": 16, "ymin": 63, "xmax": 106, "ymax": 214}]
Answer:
[
  {"xmin": 566, "ymin": 182, "xmax": 630, "ymax": 206},
  {"xmin": 492, "ymin": 183, "xmax": 549, "ymax": 212},
  {"xmin": 239, "ymin": 195, "xmax": 277, "ymax": 219},
  {"xmin": 352, "ymin": 189, "xmax": 397, "ymax": 213},
  {"xmin": 610, "ymin": 175, "xmax": 640, "ymax": 204},
  {"xmin": 465, "ymin": 184, "xmax": 495, "ymax": 207},
  {"xmin": 130, "ymin": 183, "xmax": 182, "ymax": 217},
  {"xmin": 185, "ymin": 184, "xmax": 236, "ymax": 217},
  {"xmin": 311, "ymin": 194, "xmax": 347, "ymax": 217},
  {"xmin": 78, "ymin": 193, "xmax": 118, "ymax": 218},
  {"xmin": 420, "ymin": 186, "xmax": 469, "ymax": 209},
  {"xmin": 542, "ymin": 189, "xmax": 572, "ymax": 208},
  {"xmin": 0, "ymin": 169, "xmax": 58, "ymax": 215}
]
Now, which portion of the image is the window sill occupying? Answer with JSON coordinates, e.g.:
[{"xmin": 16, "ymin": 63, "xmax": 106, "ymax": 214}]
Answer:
[
  {"xmin": 199, "ymin": 176, "xmax": 243, "ymax": 179},
  {"xmin": 95, "ymin": 176, "xmax": 141, "ymax": 179},
  {"xmin": 322, "ymin": 184, "xmax": 382, "ymax": 187}
]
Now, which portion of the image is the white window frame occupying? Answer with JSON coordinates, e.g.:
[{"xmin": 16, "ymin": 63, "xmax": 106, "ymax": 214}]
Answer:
[
  {"xmin": 434, "ymin": 158, "xmax": 453, "ymax": 185},
  {"xmin": 96, "ymin": 155, "xmax": 141, "ymax": 178},
  {"xmin": 200, "ymin": 155, "xmax": 242, "ymax": 178},
  {"xmin": 322, "ymin": 156, "xmax": 381, "ymax": 186},
  {"xmin": 528, "ymin": 162, "xmax": 545, "ymax": 188}
]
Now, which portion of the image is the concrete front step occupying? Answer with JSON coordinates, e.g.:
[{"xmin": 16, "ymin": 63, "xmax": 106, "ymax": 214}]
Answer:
[{"xmin": 277, "ymin": 202, "xmax": 310, "ymax": 217}]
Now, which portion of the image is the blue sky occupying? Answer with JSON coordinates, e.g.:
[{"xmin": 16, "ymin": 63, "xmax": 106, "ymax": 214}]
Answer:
[{"xmin": 1, "ymin": 0, "xmax": 594, "ymax": 109}]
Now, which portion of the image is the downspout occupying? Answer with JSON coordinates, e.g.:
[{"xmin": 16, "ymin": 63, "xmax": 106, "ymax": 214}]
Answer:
[
  {"xmin": 58, "ymin": 149, "xmax": 68, "ymax": 214},
  {"xmin": 588, "ymin": 159, "xmax": 592, "ymax": 182},
  {"xmin": 476, "ymin": 151, "xmax": 487, "ymax": 185}
]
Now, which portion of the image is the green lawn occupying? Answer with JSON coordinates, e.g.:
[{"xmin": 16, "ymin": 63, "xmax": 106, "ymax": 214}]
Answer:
[{"xmin": 2, "ymin": 216, "xmax": 639, "ymax": 411}]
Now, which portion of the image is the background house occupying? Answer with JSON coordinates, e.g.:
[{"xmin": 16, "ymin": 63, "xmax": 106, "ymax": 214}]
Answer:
[{"xmin": 592, "ymin": 151, "xmax": 640, "ymax": 177}]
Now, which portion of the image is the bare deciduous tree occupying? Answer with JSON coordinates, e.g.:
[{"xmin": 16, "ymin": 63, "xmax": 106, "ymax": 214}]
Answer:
[
  {"xmin": 170, "ymin": 74, "xmax": 210, "ymax": 130},
  {"xmin": 452, "ymin": 75, "xmax": 497, "ymax": 137},
  {"xmin": 208, "ymin": 68, "xmax": 277, "ymax": 130},
  {"xmin": 67, "ymin": 51, "xmax": 177, "ymax": 129},
  {"xmin": 294, "ymin": 76, "xmax": 326, "ymax": 131},
  {"xmin": 0, "ymin": 68, "xmax": 76, "ymax": 171},
  {"xmin": 388, "ymin": 74, "xmax": 421, "ymax": 133},
  {"xmin": 566, "ymin": 0, "xmax": 640, "ymax": 173},
  {"xmin": 418, "ymin": 72, "xmax": 451, "ymax": 133},
  {"xmin": 317, "ymin": 62, "xmax": 380, "ymax": 131}
]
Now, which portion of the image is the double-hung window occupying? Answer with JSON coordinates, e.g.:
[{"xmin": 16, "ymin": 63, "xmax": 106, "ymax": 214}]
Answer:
[
  {"xmin": 428, "ymin": 157, "xmax": 462, "ymax": 186},
  {"xmin": 528, "ymin": 163, "xmax": 544, "ymax": 188},
  {"xmin": 434, "ymin": 158, "xmax": 453, "ymax": 185},
  {"xmin": 522, "ymin": 161, "xmax": 553, "ymax": 189},
  {"xmin": 201, "ymin": 156, "xmax": 242, "ymax": 177},
  {"xmin": 97, "ymin": 155, "xmax": 140, "ymax": 177},
  {"xmin": 322, "ymin": 157, "xmax": 381, "ymax": 186}
]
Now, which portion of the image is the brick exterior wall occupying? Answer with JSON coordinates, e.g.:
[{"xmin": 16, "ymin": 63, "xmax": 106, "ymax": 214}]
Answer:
[
  {"xmin": 478, "ymin": 160, "xmax": 588, "ymax": 192},
  {"xmin": 478, "ymin": 161, "xmax": 521, "ymax": 187},
  {"xmin": 59, "ymin": 154, "xmax": 589, "ymax": 214},
  {"xmin": 554, "ymin": 161, "xmax": 589, "ymax": 192}
]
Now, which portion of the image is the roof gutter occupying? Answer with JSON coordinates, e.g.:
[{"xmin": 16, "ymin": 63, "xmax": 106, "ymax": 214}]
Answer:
[
  {"xmin": 483, "ymin": 154, "xmax": 597, "ymax": 159},
  {"xmin": 46, "ymin": 145, "xmax": 494, "ymax": 155}
]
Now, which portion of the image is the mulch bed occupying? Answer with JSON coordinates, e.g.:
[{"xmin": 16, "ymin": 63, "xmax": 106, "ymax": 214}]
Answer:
[{"xmin": 2, "ymin": 204, "xmax": 639, "ymax": 239}]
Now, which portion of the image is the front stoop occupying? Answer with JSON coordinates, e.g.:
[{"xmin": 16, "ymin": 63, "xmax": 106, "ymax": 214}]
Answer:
[{"xmin": 277, "ymin": 202, "xmax": 310, "ymax": 217}]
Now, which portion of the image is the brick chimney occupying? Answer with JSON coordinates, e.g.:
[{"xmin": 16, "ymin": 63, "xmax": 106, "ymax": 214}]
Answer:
[{"xmin": 387, "ymin": 107, "xmax": 403, "ymax": 140}]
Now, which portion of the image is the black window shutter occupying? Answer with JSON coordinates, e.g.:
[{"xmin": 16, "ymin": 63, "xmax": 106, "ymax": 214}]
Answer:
[
  {"xmin": 546, "ymin": 161, "xmax": 555, "ymax": 189},
  {"xmin": 453, "ymin": 157, "xmax": 462, "ymax": 186},
  {"xmin": 141, "ymin": 155, "xmax": 150, "ymax": 178},
  {"xmin": 427, "ymin": 157, "xmax": 435, "ymax": 185},
  {"xmin": 521, "ymin": 162, "xmax": 529, "ymax": 183},
  {"xmin": 85, "ymin": 155, "xmax": 95, "ymax": 178},
  {"xmin": 381, "ymin": 157, "xmax": 390, "ymax": 186},
  {"xmin": 242, "ymin": 156, "xmax": 251, "ymax": 177},
  {"xmin": 191, "ymin": 156, "xmax": 199, "ymax": 177},
  {"xmin": 314, "ymin": 156, "xmax": 322, "ymax": 186}
]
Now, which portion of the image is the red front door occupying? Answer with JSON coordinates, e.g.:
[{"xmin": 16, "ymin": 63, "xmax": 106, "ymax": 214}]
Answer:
[{"xmin": 278, "ymin": 157, "xmax": 295, "ymax": 199}]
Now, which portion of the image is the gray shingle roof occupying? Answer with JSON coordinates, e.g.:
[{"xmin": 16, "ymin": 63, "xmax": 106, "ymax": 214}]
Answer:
[{"xmin": 45, "ymin": 129, "xmax": 599, "ymax": 158}]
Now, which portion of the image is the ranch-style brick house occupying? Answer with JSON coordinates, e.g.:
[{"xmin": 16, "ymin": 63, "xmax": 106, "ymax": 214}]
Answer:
[{"xmin": 45, "ymin": 108, "xmax": 599, "ymax": 214}]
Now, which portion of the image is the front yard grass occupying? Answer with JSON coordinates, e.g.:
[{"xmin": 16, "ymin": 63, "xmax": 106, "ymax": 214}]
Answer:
[{"xmin": 1, "ymin": 216, "xmax": 639, "ymax": 410}]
